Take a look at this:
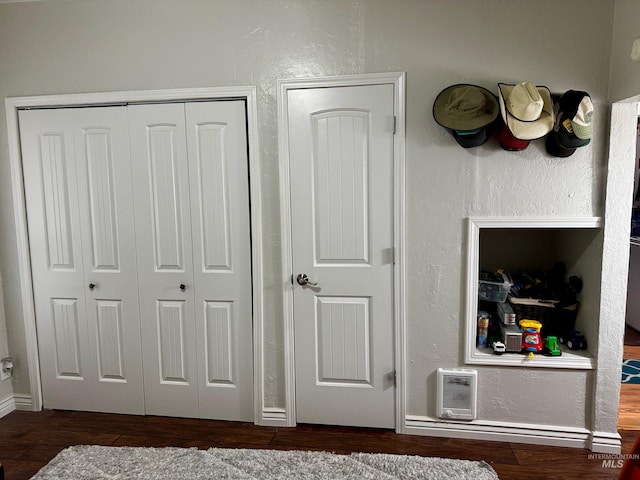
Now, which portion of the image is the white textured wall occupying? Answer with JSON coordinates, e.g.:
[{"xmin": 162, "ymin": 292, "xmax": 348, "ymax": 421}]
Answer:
[
  {"xmin": 610, "ymin": 0, "xmax": 640, "ymax": 102},
  {"xmin": 0, "ymin": 0, "xmax": 617, "ymax": 433}
]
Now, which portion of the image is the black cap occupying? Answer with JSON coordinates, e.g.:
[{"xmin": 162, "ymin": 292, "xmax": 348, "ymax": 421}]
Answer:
[
  {"xmin": 551, "ymin": 90, "xmax": 592, "ymax": 150},
  {"xmin": 545, "ymin": 130, "xmax": 576, "ymax": 157},
  {"xmin": 452, "ymin": 127, "xmax": 489, "ymax": 148}
]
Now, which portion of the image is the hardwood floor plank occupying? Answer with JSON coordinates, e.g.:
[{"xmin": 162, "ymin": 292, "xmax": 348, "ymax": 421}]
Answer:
[
  {"xmin": 1, "ymin": 459, "xmax": 48, "ymax": 480},
  {"xmin": 16, "ymin": 429, "xmax": 120, "ymax": 446}
]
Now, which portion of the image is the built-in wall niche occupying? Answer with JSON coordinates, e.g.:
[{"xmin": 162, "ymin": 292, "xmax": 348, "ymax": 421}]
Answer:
[{"xmin": 465, "ymin": 217, "xmax": 603, "ymax": 369}]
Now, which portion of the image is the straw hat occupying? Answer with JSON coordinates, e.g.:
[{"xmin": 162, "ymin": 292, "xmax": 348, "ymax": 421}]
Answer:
[{"xmin": 498, "ymin": 82, "xmax": 554, "ymax": 140}]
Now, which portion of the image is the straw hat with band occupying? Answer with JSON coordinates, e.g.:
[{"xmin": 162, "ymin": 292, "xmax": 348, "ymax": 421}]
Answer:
[
  {"xmin": 433, "ymin": 84, "xmax": 499, "ymax": 148},
  {"xmin": 498, "ymin": 82, "xmax": 554, "ymax": 140}
]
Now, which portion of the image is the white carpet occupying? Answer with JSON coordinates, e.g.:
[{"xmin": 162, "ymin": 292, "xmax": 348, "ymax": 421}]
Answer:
[{"xmin": 31, "ymin": 445, "xmax": 500, "ymax": 479}]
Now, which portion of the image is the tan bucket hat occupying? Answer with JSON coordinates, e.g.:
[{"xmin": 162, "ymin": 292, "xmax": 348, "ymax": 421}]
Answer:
[
  {"xmin": 498, "ymin": 82, "xmax": 554, "ymax": 140},
  {"xmin": 433, "ymin": 84, "xmax": 499, "ymax": 132}
]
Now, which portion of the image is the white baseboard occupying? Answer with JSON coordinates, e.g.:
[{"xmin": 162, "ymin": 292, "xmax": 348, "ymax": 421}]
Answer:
[
  {"xmin": 589, "ymin": 431, "xmax": 623, "ymax": 454},
  {"xmin": 404, "ymin": 415, "xmax": 612, "ymax": 451},
  {"xmin": 259, "ymin": 407, "xmax": 289, "ymax": 427},
  {"xmin": 0, "ymin": 394, "xmax": 16, "ymax": 418},
  {"xmin": 14, "ymin": 393, "xmax": 34, "ymax": 411}
]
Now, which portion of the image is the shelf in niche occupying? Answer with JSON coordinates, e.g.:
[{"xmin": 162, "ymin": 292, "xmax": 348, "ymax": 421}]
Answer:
[
  {"xmin": 465, "ymin": 216, "xmax": 603, "ymax": 370},
  {"xmin": 472, "ymin": 346, "xmax": 594, "ymax": 370}
]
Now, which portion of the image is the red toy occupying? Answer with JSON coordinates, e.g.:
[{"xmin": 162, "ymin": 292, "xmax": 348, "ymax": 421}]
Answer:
[{"xmin": 520, "ymin": 320, "xmax": 543, "ymax": 354}]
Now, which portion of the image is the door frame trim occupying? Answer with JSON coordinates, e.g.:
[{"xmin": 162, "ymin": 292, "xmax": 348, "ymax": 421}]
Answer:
[
  {"xmin": 277, "ymin": 72, "xmax": 407, "ymax": 431},
  {"xmin": 5, "ymin": 87, "xmax": 266, "ymax": 422}
]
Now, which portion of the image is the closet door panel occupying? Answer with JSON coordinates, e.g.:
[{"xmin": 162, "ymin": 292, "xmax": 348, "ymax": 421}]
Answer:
[
  {"xmin": 191, "ymin": 122, "xmax": 231, "ymax": 271},
  {"xmin": 129, "ymin": 103, "xmax": 198, "ymax": 418},
  {"xmin": 74, "ymin": 108, "xmax": 144, "ymax": 412},
  {"xmin": 147, "ymin": 124, "xmax": 187, "ymax": 271},
  {"xmin": 186, "ymin": 101, "xmax": 253, "ymax": 421},
  {"xmin": 20, "ymin": 107, "xmax": 144, "ymax": 414},
  {"xmin": 83, "ymin": 127, "xmax": 120, "ymax": 270}
]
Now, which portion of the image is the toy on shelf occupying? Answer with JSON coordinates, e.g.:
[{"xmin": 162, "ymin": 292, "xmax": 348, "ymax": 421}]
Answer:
[
  {"xmin": 543, "ymin": 336, "xmax": 562, "ymax": 356},
  {"xmin": 492, "ymin": 340, "xmax": 506, "ymax": 355},
  {"xmin": 477, "ymin": 311, "xmax": 490, "ymax": 348},
  {"xmin": 559, "ymin": 330, "xmax": 587, "ymax": 350},
  {"xmin": 520, "ymin": 319, "xmax": 543, "ymax": 354}
]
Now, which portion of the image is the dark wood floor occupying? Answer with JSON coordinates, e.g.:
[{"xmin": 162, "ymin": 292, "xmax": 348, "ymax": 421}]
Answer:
[
  {"xmin": 0, "ymin": 408, "xmax": 638, "ymax": 480},
  {"xmin": 3, "ymin": 326, "xmax": 640, "ymax": 479}
]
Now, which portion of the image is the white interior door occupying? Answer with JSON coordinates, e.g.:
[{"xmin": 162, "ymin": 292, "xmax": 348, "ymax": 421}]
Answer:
[
  {"xmin": 287, "ymin": 84, "xmax": 396, "ymax": 428},
  {"xmin": 20, "ymin": 107, "xmax": 145, "ymax": 414}
]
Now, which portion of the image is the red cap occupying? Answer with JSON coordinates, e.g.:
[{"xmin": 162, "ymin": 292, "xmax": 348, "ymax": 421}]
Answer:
[{"xmin": 497, "ymin": 122, "xmax": 530, "ymax": 151}]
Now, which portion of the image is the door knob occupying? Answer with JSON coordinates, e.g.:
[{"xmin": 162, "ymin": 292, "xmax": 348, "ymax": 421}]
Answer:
[
  {"xmin": 179, "ymin": 283, "xmax": 186, "ymax": 291},
  {"xmin": 296, "ymin": 273, "xmax": 318, "ymax": 287},
  {"xmin": 88, "ymin": 283, "xmax": 96, "ymax": 291}
]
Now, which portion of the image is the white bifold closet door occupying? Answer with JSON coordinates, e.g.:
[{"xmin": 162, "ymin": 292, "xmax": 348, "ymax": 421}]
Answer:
[
  {"xmin": 20, "ymin": 100, "xmax": 253, "ymax": 421},
  {"xmin": 20, "ymin": 107, "xmax": 145, "ymax": 414},
  {"xmin": 128, "ymin": 101, "xmax": 253, "ymax": 421}
]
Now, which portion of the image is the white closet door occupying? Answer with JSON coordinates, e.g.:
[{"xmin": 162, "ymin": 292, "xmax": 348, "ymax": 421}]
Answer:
[
  {"xmin": 185, "ymin": 101, "xmax": 253, "ymax": 421},
  {"xmin": 20, "ymin": 107, "xmax": 144, "ymax": 414},
  {"xmin": 129, "ymin": 103, "xmax": 199, "ymax": 418}
]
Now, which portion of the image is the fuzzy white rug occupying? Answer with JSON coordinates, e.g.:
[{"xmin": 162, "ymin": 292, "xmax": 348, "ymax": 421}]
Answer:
[{"xmin": 30, "ymin": 445, "xmax": 500, "ymax": 479}]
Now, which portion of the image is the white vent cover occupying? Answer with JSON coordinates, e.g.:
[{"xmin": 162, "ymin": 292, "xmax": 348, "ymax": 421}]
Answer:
[{"xmin": 437, "ymin": 368, "xmax": 478, "ymax": 420}]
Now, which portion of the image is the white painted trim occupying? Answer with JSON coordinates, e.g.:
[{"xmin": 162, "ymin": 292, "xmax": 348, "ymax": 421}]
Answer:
[
  {"xmin": 277, "ymin": 72, "xmax": 407, "ymax": 430},
  {"xmin": 464, "ymin": 216, "xmax": 603, "ymax": 370},
  {"xmin": 404, "ymin": 415, "xmax": 598, "ymax": 450},
  {"xmin": 589, "ymin": 431, "xmax": 623, "ymax": 454},
  {"xmin": 5, "ymin": 97, "xmax": 43, "ymax": 411},
  {"xmin": 0, "ymin": 394, "xmax": 15, "ymax": 418},
  {"xmin": 468, "ymin": 217, "xmax": 603, "ymax": 230},
  {"xmin": 277, "ymin": 80, "xmax": 297, "ymax": 428},
  {"xmin": 5, "ymin": 86, "xmax": 265, "ymax": 422},
  {"xmin": 261, "ymin": 407, "xmax": 289, "ymax": 427},
  {"xmin": 13, "ymin": 393, "xmax": 32, "ymax": 411},
  {"xmin": 246, "ymin": 92, "xmax": 268, "ymax": 427}
]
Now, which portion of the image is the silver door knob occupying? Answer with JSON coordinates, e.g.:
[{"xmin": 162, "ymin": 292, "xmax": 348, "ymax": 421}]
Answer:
[{"xmin": 296, "ymin": 273, "xmax": 318, "ymax": 287}]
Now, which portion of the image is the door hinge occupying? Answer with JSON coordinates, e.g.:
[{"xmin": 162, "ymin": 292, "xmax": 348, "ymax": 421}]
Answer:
[{"xmin": 392, "ymin": 115, "xmax": 397, "ymax": 135}]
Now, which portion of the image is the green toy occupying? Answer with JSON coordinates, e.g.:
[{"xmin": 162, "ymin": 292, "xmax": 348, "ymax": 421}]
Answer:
[{"xmin": 543, "ymin": 336, "xmax": 562, "ymax": 356}]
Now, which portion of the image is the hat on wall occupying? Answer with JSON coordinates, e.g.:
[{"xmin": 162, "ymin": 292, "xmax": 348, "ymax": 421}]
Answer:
[
  {"xmin": 497, "ymin": 121, "xmax": 530, "ymax": 151},
  {"xmin": 545, "ymin": 90, "xmax": 593, "ymax": 158},
  {"xmin": 433, "ymin": 84, "xmax": 499, "ymax": 148},
  {"xmin": 498, "ymin": 82, "xmax": 554, "ymax": 140}
]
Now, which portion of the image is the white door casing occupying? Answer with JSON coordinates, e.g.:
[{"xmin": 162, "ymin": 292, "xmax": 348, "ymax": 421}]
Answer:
[
  {"xmin": 278, "ymin": 73, "xmax": 406, "ymax": 430},
  {"xmin": 20, "ymin": 107, "xmax": 145, "ymax": 414}
]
